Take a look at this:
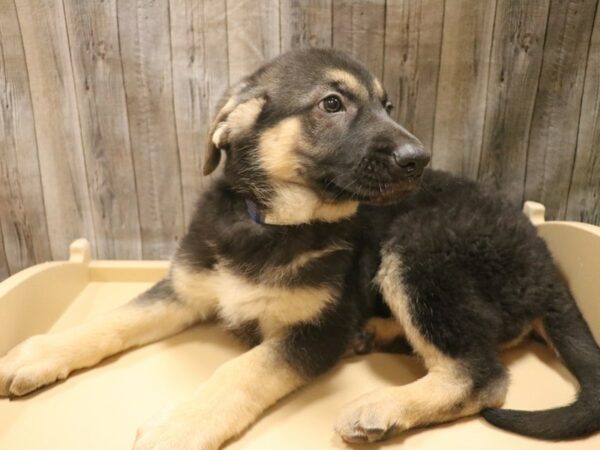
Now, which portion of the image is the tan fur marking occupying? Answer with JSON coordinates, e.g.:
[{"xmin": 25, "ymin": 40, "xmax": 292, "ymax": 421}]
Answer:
[
  {"xmin": 376, "ymin": 252, "xmax": 452, "ymax": 370},
  {"xmin": 258, "ymin": 116, "xmax": 359, "ymax": 225},
  {"xmin": 258, "ymin": 117, "xmax": 304, "ymax": 182},
  {"xmin": 170, "ymin": 264, "xmax": 219, "ymax": 318},
  {"xmin": 326, "ymin": 69, "xmax": 369, "ymax": 99},
  {"xmin": 373, "ymin": 78, "xmax": 385, "ymax": 99},
  {"xmin": 335, "ymin": 252, "xmax": 509, "ymax": 441},
  {"xmin": 265, "ymin": 183, "xmax": 358, "ymax": 225},
  {"xmin": 217, "ymin": 95, "xmax": 237, "ymax": 119},
  {"xmin": 313, "ymin": 201, "xmax": 359, "ymax": 222},
  {"xmin": 211, "ymin": 122, "xmax": 227, "ymax": 147},
  {"xmin": 226, "ymin": 97, "xmax": 266, "ymax": 140},
  {"xmin": 135, "ymin": 341, "xmax": 305, "ymax": 449},
  {"xmin": 0, "ymin": 283, "xmax": 201, "ymax": 397},
  {"xmin": 500, "ymin": 323, "xmax": 533, "ymax": 350},
  {"xmin": 211, "ymin": 97, "xmax": 266, "ymax": 148},
  {"xmin": 259, "ymin": 242, "xmax": 352, "ymax": 283},
  {"xmin": 364, "ymin": 317, "xmax": 405, "ymax": 347},
  {"xmin": 215, "ymin": 264, "xmax": 335, "ymax": 338},
  {"xmin": 173, "ymin": 262, "xmax": 336, "ymax": 339},
  {"xmin": 532, "ymin": 318, "xmax": 559, "ymax": 355}
]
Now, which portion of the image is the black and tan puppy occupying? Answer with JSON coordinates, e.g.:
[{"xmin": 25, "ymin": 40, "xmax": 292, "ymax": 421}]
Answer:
[{"xmin": 1, "ymin": 49, "xmax": 599, "ymax": 449}]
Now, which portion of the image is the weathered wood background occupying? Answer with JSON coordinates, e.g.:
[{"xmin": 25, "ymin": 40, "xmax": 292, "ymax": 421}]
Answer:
[{"xmin": 1, "ymin": 0, "xmax": 599, "ymax": 279}]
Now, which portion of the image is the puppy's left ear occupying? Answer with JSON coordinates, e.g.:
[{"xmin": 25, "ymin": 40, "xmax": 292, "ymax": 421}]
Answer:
[{"xmin": 203, "ymin": 82, "xmax": 266, "ymax": 176}]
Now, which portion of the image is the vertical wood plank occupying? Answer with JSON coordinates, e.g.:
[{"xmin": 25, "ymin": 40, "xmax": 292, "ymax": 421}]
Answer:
[
  {"xmin": 478, "ymin": 0, "xmax": 550, "ymax": 205},
  {"xmin": 524, "ymin": 0, "xmax": 597, "ymax": 220},
  {"xmin": 226, "ymin": 0, "xmax": 280, "ymax": 82},
  {"xmin": 170, "ymin": 0, "xmax": 229, "ymax": 223},
  {"xmin": 280, "ymin": 0, "xmax": 333, "ymax": 51},
  {"xmin": 0, "ymin": 0, "xmax": 52, "ymax": 274},
  {"xmin": 431, "ymin": 0, "xmax": 497, "ymax": 179},
  {"xmin": 0, "ymin": 227, "xmax": 9, "ymax": 281},
  {"xmin": 14, "ymin": 0, "xmax": 96, "ymax": 260},
  {"xmin": 118, "ymin": 0, "xmax": 185, "ymax": 259},
  {"xmin": 63, "ymin": 0, "xmax": 142, "ymax": 259},
  {"xmin": 382, "ymin": 0, "xmax": 444, "ymax": 151},
  {"xmin": 566, "ymin": 4, "xmax": 600, "ymax": 225},
  {"xmin": 332, "ymin": 0, "xmax": 386, "ymax": 80}
]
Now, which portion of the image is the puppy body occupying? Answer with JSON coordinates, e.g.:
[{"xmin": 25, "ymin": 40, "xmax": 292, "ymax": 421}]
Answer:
[
  {"xmin": 171, "ymin": 179, "xmax": 359, "ymax": 356},
  {"xmin": 1, "ymin": 49, "xmax": 599, "ymax": 448}
]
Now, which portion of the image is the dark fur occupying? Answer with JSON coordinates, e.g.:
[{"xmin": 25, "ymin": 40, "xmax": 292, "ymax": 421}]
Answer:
[
  {"xmin": 183, "ymin": 48, "xmax": 600, "ymax": 440},
  {"xmin": 175, "ymin": 179, "xmax": 362, "ymax": 376},
  {"xmin": 5, "ymin": 49, "xmax": 596, "ymax": 447}
]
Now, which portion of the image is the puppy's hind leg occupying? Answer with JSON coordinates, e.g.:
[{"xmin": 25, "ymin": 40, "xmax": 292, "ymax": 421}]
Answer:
[
  {"xmin": 0, "ymin": 275, "xmax": 216, "ymax": 397},
  {"xmin": 336, "ymin": 353, "xmax": 508, "ymax": 443},
  {"xmin": 336, "ymin": 251, "xmax": 509, "ymax": 443}
]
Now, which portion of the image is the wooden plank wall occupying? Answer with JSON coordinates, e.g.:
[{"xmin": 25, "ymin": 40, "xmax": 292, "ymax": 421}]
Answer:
[{"xmin": 0, "ymin": 0, "xmax": 599, "ymax": 278}]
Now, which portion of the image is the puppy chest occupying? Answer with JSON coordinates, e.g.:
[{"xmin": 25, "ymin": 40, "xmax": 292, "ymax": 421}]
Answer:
[{"xmin": 215, "ymin": 268, "xmax": 335, "ymax": 337}]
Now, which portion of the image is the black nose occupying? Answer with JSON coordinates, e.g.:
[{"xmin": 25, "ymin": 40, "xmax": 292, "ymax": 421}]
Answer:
[{"xmin": 392, "ymin": 144, "xmax": 430, "ymax": 176}]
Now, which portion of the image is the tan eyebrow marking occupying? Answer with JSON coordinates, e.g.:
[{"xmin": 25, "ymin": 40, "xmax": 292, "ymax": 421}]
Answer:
[{"xmin": 325, "ymin": 69, "xmax": 369, "ymax": 99}]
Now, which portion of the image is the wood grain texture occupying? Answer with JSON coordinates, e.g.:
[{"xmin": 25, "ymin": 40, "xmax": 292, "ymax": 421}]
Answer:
[
  {"xmin": 432, "ymin": 0, "xmax": 497, "ymax": 178},
  {"xmin": 0, "ymin": 0, "xmax": 52, "ymax": 274},
  {"xmin": 0, "ymin": 227, "xmax": 8, "ymax": 281},
  {"xmin": 478, "ymin": 0, "xmax": 550, "ymax": 205},
  {"xmin": 567, "ymin": 4, "xmax": 600, "ymax": 225},
  {"xmin": 118, "ymin": 0, "xmax": 185, "ymax": 259},
  {"xmin": 382, "ymin": 0, "xmax": 444, "ymax": 151},
  {"xmin": 226, "ymin": 0, "xmax": 281, "ymax": 83},
  {"xmin": 280, "ymin": 0, "xmax": 333, "ymax": 51},
  {"xmin": 524, "ymin": 0, "xmax": 597, "ymax": 220},
  {"xmin": 332, "ymin": 0, "xmax": 386, "ymax": 80},
  {"xmin": 170, "ymin": 0, "xmax": 229, "ymax": 224},
  {"xmin": 2, "ymin": 1, "xmax": 600, "ymax": 277},
  {"xmin": 14, "ymin": 0, "xmax": 96, "ymax": 260},
  {"xmin": 63, "ymin": 0, "xmax": 142, "ymax": 259}
]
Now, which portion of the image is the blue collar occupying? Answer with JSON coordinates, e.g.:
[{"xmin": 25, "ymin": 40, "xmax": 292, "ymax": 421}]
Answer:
[{"xmin": 246, "ymin": 199, "xmax": 265, "ymax": 224}]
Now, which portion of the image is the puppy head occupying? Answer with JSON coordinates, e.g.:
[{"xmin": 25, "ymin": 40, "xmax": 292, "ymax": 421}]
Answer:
[{"xmin": 205, "ymin": 49, "xmax": 429, "ymax": 223}]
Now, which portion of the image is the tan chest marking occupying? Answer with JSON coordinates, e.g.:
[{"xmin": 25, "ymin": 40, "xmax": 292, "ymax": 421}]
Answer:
[
  {"xmin": 265, "ymin": 183, "xmax": 358, "ymax": 225},
  {"xmin": 171, "ymin": 264, "xmax": 336, "ymax": 339},
  {"xmin": 215, "ymin": 265, "xmax": 335, "ymax": 337}
]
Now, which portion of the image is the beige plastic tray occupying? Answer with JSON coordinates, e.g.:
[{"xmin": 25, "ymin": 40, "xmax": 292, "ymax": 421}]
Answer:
[{"xmin": 1, "ymin": 202, "xmax": 599, "ymax": 449}]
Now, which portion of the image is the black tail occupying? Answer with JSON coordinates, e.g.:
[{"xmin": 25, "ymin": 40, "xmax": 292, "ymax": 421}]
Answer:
[{"xmin": 482, "ymin": 293, "xmax": 600, "ymax": 440}]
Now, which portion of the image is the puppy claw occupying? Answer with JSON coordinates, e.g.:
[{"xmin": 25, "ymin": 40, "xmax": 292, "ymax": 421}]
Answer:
[
  {"xmin": 365, "ymin": 425, "xmax": 398, "ymax": 442},
  {"xmin": 338, "ymin": 424, "xmax": 396, "ymax": 444},
  {"xmin": 335, "ymin": 389, "xmax": 403, "ymax": 444},
  {"xmin": 341, "ymin": 430, "xmax": 369, "ymax": 444}
]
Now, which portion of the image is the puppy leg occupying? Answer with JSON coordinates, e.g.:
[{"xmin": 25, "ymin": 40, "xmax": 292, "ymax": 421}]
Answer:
[
  {"xmin": 336, "ymin": 251, "xmax": 508, "ymax": 442},
  {"xmin": 348, "ymin": 317, "xmax": 409, "ymax": 355},
  {"xmin": 365, "ymin": 317, "xmax": 404, "ymax": 344},
  {"xmin": 134, "ymin": 340, "xmax": 306, "ymax": 450},
  {"xmin": 336, "ymin": 355, "xmax": 508, "ymax": 443},
  {"xmin": 135, "ymin": 305, "xmax": 350, "ymax": 450},
  {"xmin": 0, "ymin": 277, "xmax": 216, "ymax": 397}
]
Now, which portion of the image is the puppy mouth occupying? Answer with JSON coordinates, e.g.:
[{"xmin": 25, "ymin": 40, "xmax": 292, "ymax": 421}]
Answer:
[{"xmin": 318, "ymin": 175, "xmax": 421, "ymax": 205}]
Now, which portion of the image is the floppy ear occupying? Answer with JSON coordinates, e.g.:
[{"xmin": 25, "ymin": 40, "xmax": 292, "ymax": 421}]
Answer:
[{"xmin": 203, "ymin": 83, "xmax": 266, "ymax": 176}]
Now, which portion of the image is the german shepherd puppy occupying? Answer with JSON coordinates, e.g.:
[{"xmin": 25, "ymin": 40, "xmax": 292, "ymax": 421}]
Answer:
[{"xmin": 1, "ymin": 49, "xmax": 599, "ymax": 449}]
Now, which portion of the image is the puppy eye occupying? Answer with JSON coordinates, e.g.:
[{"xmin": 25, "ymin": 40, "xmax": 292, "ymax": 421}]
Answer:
[
  {"xmin": 320, "ymin": 95, "xmax": 344, "ymax": 113},
  {"xmin": 385, "ymin": 102, "xmax": 394, "ymax": 113}
]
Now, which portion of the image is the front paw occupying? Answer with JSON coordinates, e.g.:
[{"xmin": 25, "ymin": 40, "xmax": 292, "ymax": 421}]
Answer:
[
  {"xmin": 134, "ymin": 405, "xmax": 224, "ymax": 450},
  {"xmin": 335, "ymin": 388, "xmax": 403, "ymax": 443},
  {"xmin": 0, "ymin": 335, "xmax": 71, "ymax": 397}
]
